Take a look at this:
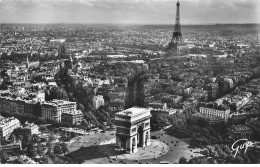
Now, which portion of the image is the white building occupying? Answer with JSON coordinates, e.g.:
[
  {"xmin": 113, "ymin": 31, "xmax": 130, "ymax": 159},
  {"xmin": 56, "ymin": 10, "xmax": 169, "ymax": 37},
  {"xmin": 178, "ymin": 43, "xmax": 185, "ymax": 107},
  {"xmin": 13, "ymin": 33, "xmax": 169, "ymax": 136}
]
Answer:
[
  {"xmin": 151, "ymin": 108, "xmax": 179, "ymax": 117},
  {"xmin": 22, "ymin": 122, "xmax": 39, "ymax": 135},
  {"xmin": 0, "ymin": 117, "xmax": 21, "ymax": 141},
  {"xmin": 30, "ymin": 92, "xmax": 45, "ymax": 102},
  {"xmin": 41, "ymin": 99, "xmax": 76, "ymax": 123},
  {"xmin": 92, "ymin": 95, "xmax": 104, "ymax": 109},
  {"xmin": 199, "ymin": 104, "xmax": 230, "ymax": 122}
]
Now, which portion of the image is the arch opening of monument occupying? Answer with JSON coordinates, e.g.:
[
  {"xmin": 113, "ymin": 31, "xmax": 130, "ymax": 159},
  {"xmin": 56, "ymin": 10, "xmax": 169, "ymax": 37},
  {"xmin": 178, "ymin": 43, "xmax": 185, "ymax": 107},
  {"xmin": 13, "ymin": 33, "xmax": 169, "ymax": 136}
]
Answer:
[
  {"xmin": 120, "ymin": 136, "xmax": 127, "ymax": 150},
  {"xmin": 137, "ymin": 126, "xmax": 144, "ymax": 147}
]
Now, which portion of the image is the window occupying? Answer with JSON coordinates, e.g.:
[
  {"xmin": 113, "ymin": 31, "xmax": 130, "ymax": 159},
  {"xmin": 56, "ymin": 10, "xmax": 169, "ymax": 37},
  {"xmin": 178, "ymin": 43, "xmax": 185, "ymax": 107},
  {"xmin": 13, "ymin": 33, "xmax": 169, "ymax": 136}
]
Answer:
[
  {"xmin": 132, "ymin": 128, "xmax": 136, "ymax": 133},
  {"xmin": 145, "ymin": 122, "xmax": 149, "ymax": 127}
]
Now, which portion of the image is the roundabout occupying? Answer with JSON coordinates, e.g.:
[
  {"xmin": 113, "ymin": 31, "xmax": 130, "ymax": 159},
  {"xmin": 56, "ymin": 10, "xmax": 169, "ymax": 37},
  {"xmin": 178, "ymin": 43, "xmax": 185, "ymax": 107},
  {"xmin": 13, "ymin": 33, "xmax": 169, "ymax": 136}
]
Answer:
[
  {"xmin": 67, "ymin": 130, "xmax": 203, "ymax": 164},
  {"xmin": 99, "ymin": 138, "xmax": 169, "ymax": 160}
]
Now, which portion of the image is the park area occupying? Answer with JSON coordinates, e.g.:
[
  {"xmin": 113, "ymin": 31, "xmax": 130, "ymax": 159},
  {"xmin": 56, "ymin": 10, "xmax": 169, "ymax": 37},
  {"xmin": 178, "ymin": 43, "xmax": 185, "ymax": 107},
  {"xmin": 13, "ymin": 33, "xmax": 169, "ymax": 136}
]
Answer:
[{"xmin": 65, "ymin": 130, "xmax": 203, "ymax": 164}]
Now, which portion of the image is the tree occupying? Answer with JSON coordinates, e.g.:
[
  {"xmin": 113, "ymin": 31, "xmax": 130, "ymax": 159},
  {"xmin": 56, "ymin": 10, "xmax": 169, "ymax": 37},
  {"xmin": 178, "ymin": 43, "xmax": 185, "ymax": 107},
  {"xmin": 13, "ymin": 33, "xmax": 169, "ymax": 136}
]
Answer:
[
  {"xmin": 46, "ymin": 140, "xmax": 53, "ymax": 152},
  {"xmin": 41, "ymin": 155, "xmax": 49, "ymax": 164},
  {"xmin": 103, "ymin": 94, "xmax": 110, "ymax": 102},
  {"xmin": 197, "ymin": 118, "xmax": 208, "ymax": 127},
  {"xmin": 48, "ymin": 152, "xmax": 56, "ymax": 160},
  {"xmin": 27, "ymin": 143, "xmax": 36, "ymax": 158},
  {"xmin": 78, "ymin": 103, "xmax": 85, "ymax": 111},
  {"xmin": 233, "ymin": 155, "xmax": 244, "ymax": 164},
  {"xmin": 54, "ymin": 145, "xmax": 62, "ymax": 154},
  {"xmin": 48, "ymin": 134, "xmax": 55, "ymax": 142},
  {"xmin": 208, "ymin": 158, "xmax": 218, "ymax": 164},
  {"xmin": 179, "ymin": 157, "xmax": 187, "ymax": 164},
  {"xmin": 59, "ymin": 134, "xmax": 67, "ymax": 142},
  {"xmin": 32, "ymin": 134, "xmax": 40, "ymax": 144},
  {"xmin": 36, "ymin": 145, "xmax": 45, "ymax": 157},
  {"xmin": 202, "ymin": 128, "xmax": 209, "ymax": 136},
  {"xmin": 202, "ymin": 149, "xmax": 210, "ymax": 156},
  {"xmin": 150, "ymin": 113, "xmax": 169, "ymax": 131},
  {"xmin": 81, "ymin": 119, "xmax": 89, "ymax": 129},
  {"xmin": 0, "ymin": 150, "xmax": 8, "ymax": 163},
  {"xmin": 61, "ymin": 143, "xmax": 69, "ymax": 154}
]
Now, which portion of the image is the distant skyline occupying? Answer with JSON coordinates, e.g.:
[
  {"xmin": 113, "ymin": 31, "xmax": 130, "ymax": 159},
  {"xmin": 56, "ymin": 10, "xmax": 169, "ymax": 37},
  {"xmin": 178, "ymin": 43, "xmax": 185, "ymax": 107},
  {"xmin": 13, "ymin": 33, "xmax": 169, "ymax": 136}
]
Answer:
[{"xmin": 0, "ymin": 0, "xmax": 260, "ymax": 24}]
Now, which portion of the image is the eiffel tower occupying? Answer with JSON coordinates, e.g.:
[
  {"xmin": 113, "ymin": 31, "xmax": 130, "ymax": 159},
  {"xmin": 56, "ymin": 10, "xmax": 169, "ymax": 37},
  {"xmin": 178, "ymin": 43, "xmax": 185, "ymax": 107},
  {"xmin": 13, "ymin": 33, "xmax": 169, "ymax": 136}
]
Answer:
[{"xmin": 167, "ymin": 0, "xmax": 183, "ymax": 56}]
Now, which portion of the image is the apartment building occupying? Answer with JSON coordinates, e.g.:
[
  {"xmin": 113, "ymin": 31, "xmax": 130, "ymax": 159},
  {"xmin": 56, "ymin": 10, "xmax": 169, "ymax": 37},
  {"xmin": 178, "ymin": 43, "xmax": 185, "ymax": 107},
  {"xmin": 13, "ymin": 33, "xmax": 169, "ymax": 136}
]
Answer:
[
  {"xmin": 0, "ymin": 116, "xmax": 21, "ymax": 142},
  {"xmin": 41, "ymin": 99, "xmax": 76, "ymax": 123},
  {"xmin": 92, "ymin": 95, "xmax": 104, "ymax": 109}
]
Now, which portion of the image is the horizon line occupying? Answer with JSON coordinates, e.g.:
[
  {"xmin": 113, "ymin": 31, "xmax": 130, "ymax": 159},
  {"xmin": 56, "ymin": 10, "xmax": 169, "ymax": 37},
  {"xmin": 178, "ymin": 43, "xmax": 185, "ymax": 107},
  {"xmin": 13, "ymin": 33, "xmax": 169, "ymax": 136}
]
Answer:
[{"xmin": 1, "ymin": 22, "xmax": 260, "ymax": 26}]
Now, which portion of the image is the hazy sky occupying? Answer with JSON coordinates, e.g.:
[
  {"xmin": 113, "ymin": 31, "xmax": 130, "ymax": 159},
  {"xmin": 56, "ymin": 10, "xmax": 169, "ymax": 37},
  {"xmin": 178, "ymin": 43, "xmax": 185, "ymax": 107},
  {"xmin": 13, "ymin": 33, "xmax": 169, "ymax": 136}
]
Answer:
[{"xmin": 0, "ymin": 0, "xmax": 260, "ymax": 24}]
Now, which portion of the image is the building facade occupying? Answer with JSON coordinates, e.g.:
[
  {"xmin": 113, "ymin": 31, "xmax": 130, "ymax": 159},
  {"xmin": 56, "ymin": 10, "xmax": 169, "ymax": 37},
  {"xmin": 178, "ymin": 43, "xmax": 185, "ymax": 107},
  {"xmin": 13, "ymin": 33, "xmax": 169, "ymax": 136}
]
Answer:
[
  {"xmin": 22, "ymin": 122, "xmax": 39, "ymax": 135},
  {"xmin": 61, "ymin": 110, "xmax": 84, "ymax": 125},
  {"xmin": 0, "ymin": 117, "xmax": 21, "ymax": 142},
  {"xmin": 228, "ymin": 125, "xmax": 253, "ymax": 141},
  {"xmin": 204, "ymin": 83, "xmax": 219, "ymax": 100},
  {"xmin": 0, "ymin": 96, "xmax": 41, "ymax": 116},
  {"xmin": 0, "ymin": 140, "xmax": 22, "ymax": 153},
  {"xmin": 151, "ymin": 108, "xmax": 180, "ymax": 117},
  {"xmin": 41, "ymin": 99, "xmax": 76, "ymax": 123},
  {"xmin": 199, "ymin": 104, "xmax": 230, "ymax": 122},
  {"xmin": 24, "ymin": 100, "xmax": 38, "ymax": 116},
  {"xmin": 92, "ymin": 95, "xmax": 104, "ymax": 109}
]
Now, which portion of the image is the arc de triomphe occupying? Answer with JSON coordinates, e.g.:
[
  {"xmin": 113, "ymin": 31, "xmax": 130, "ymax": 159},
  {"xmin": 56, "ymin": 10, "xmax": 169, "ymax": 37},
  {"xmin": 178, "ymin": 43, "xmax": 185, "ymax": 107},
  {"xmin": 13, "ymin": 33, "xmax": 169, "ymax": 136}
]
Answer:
[{"xmin": 115, "ymin": 107, "xmax": 151, "ymax": 154}]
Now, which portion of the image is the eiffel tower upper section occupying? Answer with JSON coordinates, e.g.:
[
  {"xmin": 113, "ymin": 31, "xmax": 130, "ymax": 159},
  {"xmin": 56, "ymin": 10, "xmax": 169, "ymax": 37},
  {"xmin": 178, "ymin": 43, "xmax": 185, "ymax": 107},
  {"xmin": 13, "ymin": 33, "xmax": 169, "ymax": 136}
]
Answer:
[{"xmin": 167, "ymin": 0, "xmax": 183, "ymax": 56}]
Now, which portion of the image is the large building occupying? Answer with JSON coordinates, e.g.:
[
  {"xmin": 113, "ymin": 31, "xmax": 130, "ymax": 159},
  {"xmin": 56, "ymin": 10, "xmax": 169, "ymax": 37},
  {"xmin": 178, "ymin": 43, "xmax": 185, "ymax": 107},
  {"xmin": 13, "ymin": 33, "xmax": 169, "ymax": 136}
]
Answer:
[
  {"xmin": 115, "ymin": 107, "xmax": 151, "ymax": 154},
  {"xmin": 0, "ymin": 97, "xmax": 13, "ymax": 113},
  {"xmin": 24, "ymin": 100, "xmax": 40, "ymax": 117},
  {"xmin": 0, "ymin": 117, "xmax": 21, "ymax": 142},
  {"xmin": 215, "ymin": 91, "xmax": 252, "ymax": 112},
  {"xmin": 0, "ymin": 93, "xmax": 44, "ymax": 115},
  {"xmin": 204, "ymin": 83, "xmax": 219, "ymax": 100},
  {"xmin": 147, "ymin": 102, "xmax": 167, "ymax": 110},
  {"xmin": 21, "ymin": 122, "xmax": 39, "ymax": 135},
  {"xmin": 41, "ymin": 99, "xmax": 76, "ymax": 123},
  {"xmin": 61, "ymin": 110, "xmax": 84, "ymax": 125},
  {"xmin": 151, "ymin": 108, "xmax": 182, "ymax": 117},
  {"xmin": 199, "ymin": 103, "xmax": 230, "ymax": 122},
  {"xmin": 108, "ymin": 99, "xmax": 125, "ymax": 112},
  {"xmin": 92, "ymin": 95, "xmax": 105, "ymax": 109},
  {"xmin": 0, "ymin": 140, "xmax": 22, "ymax": 153},
  {"xmin": 228, "ymin": 125, "xmax": 253, "ymax": 141}
]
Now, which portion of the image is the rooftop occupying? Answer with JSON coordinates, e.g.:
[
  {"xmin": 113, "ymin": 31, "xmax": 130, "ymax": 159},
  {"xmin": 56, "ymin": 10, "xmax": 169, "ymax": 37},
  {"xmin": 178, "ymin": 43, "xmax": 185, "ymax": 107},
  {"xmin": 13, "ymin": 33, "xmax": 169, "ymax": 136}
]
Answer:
[
  {"xmin": 93, "ymin": 95, "xmax": 104, "ymax": 99},
  {"xmin": 0, "ymin": 117, "xmax": 20, "ymax": 127},
  {"xmin": 63, "ymin": 110, "xmax": 83, "ymax": 115},
  {"xmin": 193, "ymin": 112, "xmax": 225, "ymax": 121},
  {"xmin": 23, "ymin": 122, "xmax": 38, "ymax": 129},
  {"xmin": 116, "ymin": 107, "xmax": 150, "ymax": 117},
  {"xmin": 42, "ymin": 99, "xmax": 76, "ymax": 106},
  {"xmin": 200, "ymin": 102, "xmax": 229, "ymax": 110},
  {"xmin": 229, "ymin": 125, "xmax": 252, "ymax": 133}
]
